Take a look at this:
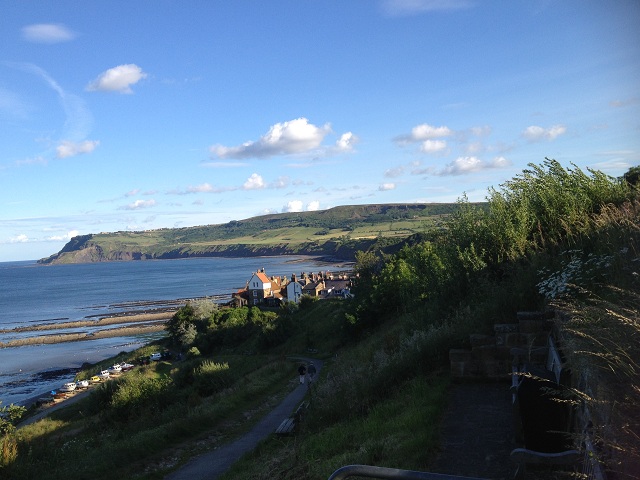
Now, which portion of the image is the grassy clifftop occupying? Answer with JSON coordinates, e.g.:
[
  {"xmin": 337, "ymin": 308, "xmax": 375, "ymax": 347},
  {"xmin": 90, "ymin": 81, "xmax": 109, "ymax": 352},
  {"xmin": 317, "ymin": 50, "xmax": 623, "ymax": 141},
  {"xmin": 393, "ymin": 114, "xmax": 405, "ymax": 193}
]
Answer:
[{"xmin": 39, "ymin": 203, "xmax": 467, "ymax": 264}]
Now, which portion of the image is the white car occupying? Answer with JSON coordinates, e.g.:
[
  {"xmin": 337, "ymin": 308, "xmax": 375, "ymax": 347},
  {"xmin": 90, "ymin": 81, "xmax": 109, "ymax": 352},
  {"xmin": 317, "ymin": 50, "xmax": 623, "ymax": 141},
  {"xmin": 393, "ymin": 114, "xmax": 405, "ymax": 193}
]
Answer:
[{"xmin": 150, "ymin": 353, "xmax": 162, "ymax": 361}]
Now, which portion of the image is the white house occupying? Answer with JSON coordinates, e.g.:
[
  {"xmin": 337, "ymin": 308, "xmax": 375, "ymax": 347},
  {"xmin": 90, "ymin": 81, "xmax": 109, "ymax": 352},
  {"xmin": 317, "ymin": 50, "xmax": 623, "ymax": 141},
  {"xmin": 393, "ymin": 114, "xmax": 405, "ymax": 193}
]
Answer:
[
  {"xmin": 285, "ymin": 280, "xmax": 303, "ymax": 304},
  {"xmin": 247, "ymin": 270, "xmax": 271, "ymax": 305}
]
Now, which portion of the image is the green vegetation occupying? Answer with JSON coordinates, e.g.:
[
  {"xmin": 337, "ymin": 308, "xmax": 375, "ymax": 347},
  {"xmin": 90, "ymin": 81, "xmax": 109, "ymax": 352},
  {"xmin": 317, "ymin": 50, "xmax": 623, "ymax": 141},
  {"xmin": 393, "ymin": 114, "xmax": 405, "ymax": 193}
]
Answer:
[
  {"xmin": 38, "ymin": 203, "xmax": 468, "ymax": 264},
  {"xmin": 3, "ymin": 159, "xmax": 638, "ymax": 479}
]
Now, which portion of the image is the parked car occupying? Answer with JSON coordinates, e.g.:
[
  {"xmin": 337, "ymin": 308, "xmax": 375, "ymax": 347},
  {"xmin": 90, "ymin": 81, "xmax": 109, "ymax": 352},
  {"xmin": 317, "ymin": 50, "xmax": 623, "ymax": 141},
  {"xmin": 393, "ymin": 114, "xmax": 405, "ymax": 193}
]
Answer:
[{"xmin": 150, "ymin": 353, "xmax": 162, "ymax": 361}]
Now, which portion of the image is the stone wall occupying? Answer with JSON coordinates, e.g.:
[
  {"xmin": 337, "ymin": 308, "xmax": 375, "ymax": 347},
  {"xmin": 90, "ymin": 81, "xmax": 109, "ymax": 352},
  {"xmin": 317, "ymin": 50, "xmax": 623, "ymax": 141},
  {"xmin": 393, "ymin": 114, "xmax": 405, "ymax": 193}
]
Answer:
[{"xmin": 449, "ymin": 311, "xmax": 554, "ymax": 380}]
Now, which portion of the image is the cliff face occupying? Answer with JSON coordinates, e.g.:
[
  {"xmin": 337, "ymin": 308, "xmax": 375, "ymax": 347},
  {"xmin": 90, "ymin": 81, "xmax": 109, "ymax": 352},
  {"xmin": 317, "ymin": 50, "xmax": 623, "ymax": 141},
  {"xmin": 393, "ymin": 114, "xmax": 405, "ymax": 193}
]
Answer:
[
  {"xmin": 38, "ymin": 203, "xmax": 459, "ymax": 264},
  {"xmin": 38, "ymin": 239, "xmax": 379, "ymax": 264}
]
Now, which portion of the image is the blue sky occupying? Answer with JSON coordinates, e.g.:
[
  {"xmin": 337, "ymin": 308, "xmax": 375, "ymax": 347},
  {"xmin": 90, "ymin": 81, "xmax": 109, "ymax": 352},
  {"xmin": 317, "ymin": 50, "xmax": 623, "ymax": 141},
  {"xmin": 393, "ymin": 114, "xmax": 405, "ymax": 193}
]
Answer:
[{"xmin": 1, "ymin": 0, "xmax": 639, "ymax": 262}]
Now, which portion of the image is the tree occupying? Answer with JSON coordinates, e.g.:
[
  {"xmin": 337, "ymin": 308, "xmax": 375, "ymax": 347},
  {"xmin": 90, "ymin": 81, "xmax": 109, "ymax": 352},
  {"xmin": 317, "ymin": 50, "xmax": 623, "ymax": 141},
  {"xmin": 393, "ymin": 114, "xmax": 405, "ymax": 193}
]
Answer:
[
  {"xmin": 0, "ymin": 402, "xmax": 26, "ymax": 435},
  {"xmin": 623, "ymin": 166, "xmax": 640, "ymax": 187},
  {"xmin": 166, "ymin": 304, "xmax": 196, "ymax": 346}
]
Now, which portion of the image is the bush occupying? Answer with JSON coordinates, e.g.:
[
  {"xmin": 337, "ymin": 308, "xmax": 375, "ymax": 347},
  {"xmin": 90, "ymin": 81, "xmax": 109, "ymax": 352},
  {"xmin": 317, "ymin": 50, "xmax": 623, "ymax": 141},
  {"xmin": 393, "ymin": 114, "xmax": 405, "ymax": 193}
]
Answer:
[
  {"xmin": 193, "ymin": 361, "xmax": 233, "ymax": 396},
  {"xmin": 187, "ymin": 346, "xmax": 201, "ymax": 358}
]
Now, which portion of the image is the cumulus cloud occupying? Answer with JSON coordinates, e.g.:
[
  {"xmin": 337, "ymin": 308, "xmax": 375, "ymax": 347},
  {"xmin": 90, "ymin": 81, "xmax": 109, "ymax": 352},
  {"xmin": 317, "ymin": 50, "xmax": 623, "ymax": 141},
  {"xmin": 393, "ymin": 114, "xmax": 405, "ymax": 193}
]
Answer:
[
  {"xmin": 307, "ymin": 200, "xmax": 321, "ymax": 211},
  {"xmin": 10, "ymin": 234, "xmax": 29, "ymax": 243},
  {"xmin": 86, "ymin": 64, "xmax": 148, "ymax": 94},
  {"xmin": 395, "ymin": 123, "xmax": 453, "ymax": 146},
  {"xmin": 335, "ymin": 132, "xmax": 358, "ymax": 152},
  {"xmin": 283, "ymin": 200, "xmax": 304, "ymax": 213},
  {"xmin": 243, "ymin": 173, "xmax": 265, "ymax": 190},
  {"xmin": 437, "ymin": 156, "xmax": 511, "ymax": 176},
  {"xmin": 120, "ymin": 199, "xmax": 157, "ymax": 210},
  {"xmin": 22, "ymin": 24, "xmax": 76, "ymax": 43},
  {"xmin": 281, "ymin": 200, "xmax": 321, "ymax": 213},
  {"xmin": 420, "ymin": 139, "xmax": 447, "ymax": 153},
  {"xmin": 382, "ymin": 0, "xmax": 474, "ymax": 16},
  {"xmin": 379, "ymin": 183, "xmax": 396, "ymax": 191},
  {"xmin": 47, "ymin": 230, "xmax": 79, "ymax": 242},
  {"xmin": 522, "ymin": 124, "xmax": 567, "ymax": 142},
  {"xmin": 56, "ymin": 139, "xmax": 99, "ymax": 158},
  {"xmin": 210, "ymin": 118, "xmax": 354, "ymax": 160}
]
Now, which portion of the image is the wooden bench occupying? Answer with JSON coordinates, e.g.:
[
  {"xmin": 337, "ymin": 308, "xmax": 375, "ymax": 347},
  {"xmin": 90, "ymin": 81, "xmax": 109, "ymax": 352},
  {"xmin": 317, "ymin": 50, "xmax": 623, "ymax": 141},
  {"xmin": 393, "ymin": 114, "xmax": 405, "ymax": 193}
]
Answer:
[
  {"xmin": 510, "ymin": 335, "xmax": 579, "ymax": 478},
  {"xmin": 275, "ymin": 401, "xmax": 308, "ymax": 435}
]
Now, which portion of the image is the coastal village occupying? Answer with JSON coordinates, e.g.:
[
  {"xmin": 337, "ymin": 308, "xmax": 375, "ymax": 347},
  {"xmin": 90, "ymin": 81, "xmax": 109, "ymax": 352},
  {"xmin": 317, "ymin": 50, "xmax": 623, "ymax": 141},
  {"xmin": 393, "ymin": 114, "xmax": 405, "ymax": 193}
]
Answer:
[
  {"xmin": 231, "ymin": 268, "xmax": 353, "ymax": 307},
  {"xmin": 30, "ymin": 267, "xmax": 354, "ymax": 410}
]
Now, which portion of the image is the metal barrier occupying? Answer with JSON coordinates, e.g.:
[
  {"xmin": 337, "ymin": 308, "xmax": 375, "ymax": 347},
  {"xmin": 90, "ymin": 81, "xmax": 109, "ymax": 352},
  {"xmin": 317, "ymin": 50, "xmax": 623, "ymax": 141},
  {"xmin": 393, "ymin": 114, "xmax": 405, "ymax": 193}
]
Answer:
[{"xmin": 327, "ymin": 465, "xmax": 490, "ymax": 480}]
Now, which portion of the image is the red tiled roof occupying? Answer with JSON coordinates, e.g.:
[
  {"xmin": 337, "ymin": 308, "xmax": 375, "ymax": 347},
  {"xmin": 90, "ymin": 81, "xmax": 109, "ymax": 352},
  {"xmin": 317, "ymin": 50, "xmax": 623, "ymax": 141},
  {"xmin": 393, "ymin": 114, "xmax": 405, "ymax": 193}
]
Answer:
[{"xmin": 255, "ymin": 271, "xmax": 270, "ymax": 283}]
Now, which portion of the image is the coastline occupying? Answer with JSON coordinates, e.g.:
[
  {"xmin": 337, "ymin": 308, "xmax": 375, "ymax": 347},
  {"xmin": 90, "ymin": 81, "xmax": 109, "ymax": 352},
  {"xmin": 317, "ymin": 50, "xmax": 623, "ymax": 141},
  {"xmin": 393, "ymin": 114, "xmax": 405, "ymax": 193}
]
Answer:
[{"xmin": 0, "ymin": 310, "xmax": 175, "ymax": 348}]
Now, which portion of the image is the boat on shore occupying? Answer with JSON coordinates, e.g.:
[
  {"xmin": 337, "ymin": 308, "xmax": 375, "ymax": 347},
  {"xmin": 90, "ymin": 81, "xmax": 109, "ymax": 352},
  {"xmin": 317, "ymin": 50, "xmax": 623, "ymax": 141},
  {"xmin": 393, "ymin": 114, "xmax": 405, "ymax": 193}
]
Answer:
[
  {"xmin": 119, "ymin": 362, "xmax": 134, "ymax": 371},
  {"xmin": 76, "ymin": 379, "xmax": 89, "ymax": 389},
  {"xmin": 60, "ymin": 382, "xmax": 77, "ymax": 393},
  {"xmin": 98, "ymin": 370, "xmax": 110, "ymax": 380},
  {"xmin": 90, "ymin": 375, "xmax": 101, "ymax": 383},
  {"xmin": 107, "ymin": 364, "xmax": 122, "ymax": 375}
]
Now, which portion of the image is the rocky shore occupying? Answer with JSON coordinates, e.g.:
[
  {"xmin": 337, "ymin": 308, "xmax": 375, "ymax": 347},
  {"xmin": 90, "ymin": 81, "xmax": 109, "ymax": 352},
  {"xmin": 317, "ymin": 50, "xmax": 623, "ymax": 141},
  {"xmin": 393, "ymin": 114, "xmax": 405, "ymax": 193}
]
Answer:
[{"xmin": 0, "ymin": 310, "xmax": 175, "ymax": 348}]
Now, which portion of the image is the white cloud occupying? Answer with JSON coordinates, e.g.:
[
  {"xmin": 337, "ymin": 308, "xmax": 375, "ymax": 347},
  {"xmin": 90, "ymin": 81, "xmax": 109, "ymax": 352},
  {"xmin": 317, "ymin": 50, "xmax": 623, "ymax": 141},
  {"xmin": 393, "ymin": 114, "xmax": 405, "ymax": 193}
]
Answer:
[
  {"xmin": 335, "ymin": 132, "xmax": 358, "ymax": 152},
  {"xmin": 120, "ymin": 199, "xmax": 157, "ymax": 210},
  {"xmin": 379, "ymin": 183, "xmax": 396, "ymax": 191},
  {"xmin": 243, "ymin": 173, "xmax": 265, "ymax": 190},
  {"xmin": 283, "ymin": 200, "xmax": 304, "ymax": 213},
  {"xmin": 307, "ymin": 200, "xmax": 321, "ymax": 211},
  {"xmin": 210, "ymin": 118, "xmax": 339, "ymax": 159},
  {"xmin": 522, "ymin": 124, "xmax": 567, "ymax": 142},
  {"xmin": 491, "ymin": 156, "xmax": 511, "ymax": 168},
  {"xmin": 56, "ymin": 140, "xmax": 99, "ymax": 158},
  {"xmin": 385, "ymin": 166, "xmax": 405, "ymax": 178},
  {"xmin": 420, "ymin": 139, "xmax": 447, "ymax": 153},
  {"xmin": 86, "ymin": 64, "xmax": 148, "ymax": 94},
  {"xmin": 437, "ymin": 156, "xmax": 511, "ymax": 176},
  {"xmin": 10, "ymin": 234, "xmax": 29, "ymax": 243},
  {"xmin": 187, "ymin": 183, "xmax": 214, "ymax": 193},
  {"xmin": 22, "ymin": 24, "xmax": 76, "ymax": 43},
  {"xmin": 47, "ymin": 230, "xmax": 79, "ymax": 242},
  {"xmin": 395, "ymin": 123, "xmax": 453, "ymax": 146}
]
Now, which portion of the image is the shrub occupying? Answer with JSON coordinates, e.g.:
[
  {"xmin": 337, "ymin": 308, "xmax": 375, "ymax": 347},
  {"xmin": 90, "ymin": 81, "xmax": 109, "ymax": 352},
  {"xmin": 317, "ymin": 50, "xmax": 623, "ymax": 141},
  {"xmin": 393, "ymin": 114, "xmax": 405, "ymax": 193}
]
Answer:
[
  {"xmin": 193, "ymin": 361, "xmax": 233, "ymax": 396},
  {"xmin": 187, "ymin": 346, "xmax": 201, "ymax": 358}
]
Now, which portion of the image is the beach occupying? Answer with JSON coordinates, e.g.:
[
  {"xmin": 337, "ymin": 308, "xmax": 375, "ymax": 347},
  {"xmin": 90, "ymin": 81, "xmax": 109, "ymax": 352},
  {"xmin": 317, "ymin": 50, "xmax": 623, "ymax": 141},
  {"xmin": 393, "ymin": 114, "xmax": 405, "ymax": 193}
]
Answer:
[
  {"xmin": 0, "ymin": 256, "xmax": 351, "ymax": 408},
  {"xmin": 0, "ymin": 309, "xmax": 175, "ymax": 348}
]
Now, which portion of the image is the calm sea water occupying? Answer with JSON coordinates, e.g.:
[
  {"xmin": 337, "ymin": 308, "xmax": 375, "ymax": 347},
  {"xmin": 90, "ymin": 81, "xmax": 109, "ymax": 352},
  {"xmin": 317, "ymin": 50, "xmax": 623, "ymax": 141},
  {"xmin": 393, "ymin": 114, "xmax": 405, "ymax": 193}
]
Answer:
[{"xmin": 0, "ymin": 256, "xmax": 349, "ymax": 406}]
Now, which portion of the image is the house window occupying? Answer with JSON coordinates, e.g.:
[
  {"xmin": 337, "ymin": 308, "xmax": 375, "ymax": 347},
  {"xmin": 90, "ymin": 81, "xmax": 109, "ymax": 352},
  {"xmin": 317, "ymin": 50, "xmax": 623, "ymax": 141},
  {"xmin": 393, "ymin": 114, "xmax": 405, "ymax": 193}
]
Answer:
[{"xmin": 253, "ymin": 291, "xmax": 257, "ymax": 297}]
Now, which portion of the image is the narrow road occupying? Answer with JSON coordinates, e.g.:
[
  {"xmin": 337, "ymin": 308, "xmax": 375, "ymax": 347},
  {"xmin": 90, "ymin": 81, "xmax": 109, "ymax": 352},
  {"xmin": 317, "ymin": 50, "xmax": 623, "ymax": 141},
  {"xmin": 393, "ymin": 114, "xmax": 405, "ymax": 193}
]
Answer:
[{"xmin": 164, "ymin": 357, "xmax": 322, "ymax": 480}]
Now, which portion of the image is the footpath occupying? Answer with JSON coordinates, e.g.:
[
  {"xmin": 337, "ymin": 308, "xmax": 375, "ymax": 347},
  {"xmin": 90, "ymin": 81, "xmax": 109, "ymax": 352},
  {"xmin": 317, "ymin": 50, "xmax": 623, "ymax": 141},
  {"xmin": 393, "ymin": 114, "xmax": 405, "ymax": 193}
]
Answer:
[
  {"xmin": 164, "ymin": 357, "xmax": 322, "ymax": 480},
  {"xmin": 164, "ymin": 370, "xmax": 516, "ymax": 480}
]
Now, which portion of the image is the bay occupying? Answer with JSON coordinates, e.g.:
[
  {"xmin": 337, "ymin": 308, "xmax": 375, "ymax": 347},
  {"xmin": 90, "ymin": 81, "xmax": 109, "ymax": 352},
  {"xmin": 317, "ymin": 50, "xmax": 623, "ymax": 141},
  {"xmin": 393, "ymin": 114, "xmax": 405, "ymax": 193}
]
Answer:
[{"xmin": 0, "ymin": 256, "xmax": 350, "ymax": 406}]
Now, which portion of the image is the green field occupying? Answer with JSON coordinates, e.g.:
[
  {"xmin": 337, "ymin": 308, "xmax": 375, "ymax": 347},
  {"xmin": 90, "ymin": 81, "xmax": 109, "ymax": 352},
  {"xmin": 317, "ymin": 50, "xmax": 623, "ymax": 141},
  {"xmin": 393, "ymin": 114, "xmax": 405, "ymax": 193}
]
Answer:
[{"xmin": 40, "ymin": 203, "xmax": 470, "ymax": 264}]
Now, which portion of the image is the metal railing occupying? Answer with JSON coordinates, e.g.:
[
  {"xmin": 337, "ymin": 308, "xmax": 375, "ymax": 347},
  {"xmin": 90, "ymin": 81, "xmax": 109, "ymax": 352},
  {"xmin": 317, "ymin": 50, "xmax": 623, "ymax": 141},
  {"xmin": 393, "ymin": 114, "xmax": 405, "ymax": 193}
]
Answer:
[{"xmin": 327, "ymin": 465, "xmax": 490, "ymax": 480}]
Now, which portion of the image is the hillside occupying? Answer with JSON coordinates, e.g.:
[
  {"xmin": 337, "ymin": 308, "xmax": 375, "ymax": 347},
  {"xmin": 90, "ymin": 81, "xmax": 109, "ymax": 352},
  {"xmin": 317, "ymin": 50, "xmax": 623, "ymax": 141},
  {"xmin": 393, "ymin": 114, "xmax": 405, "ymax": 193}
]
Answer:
[
  {"xmin": 5, "ymin": 161, "xmax": 639, "ymax": 479},
  {"xmin": 38, "ymin": 203, "xmax": 468, "ymax": 264}
]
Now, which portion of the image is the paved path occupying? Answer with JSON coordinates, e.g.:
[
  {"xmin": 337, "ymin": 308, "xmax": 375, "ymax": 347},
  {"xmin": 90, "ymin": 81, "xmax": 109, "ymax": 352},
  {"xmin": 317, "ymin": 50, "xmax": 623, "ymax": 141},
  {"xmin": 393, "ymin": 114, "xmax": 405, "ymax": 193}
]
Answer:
[{"xmin": 164, "ymin": 358, "xmax": 322, "ymax": 480}]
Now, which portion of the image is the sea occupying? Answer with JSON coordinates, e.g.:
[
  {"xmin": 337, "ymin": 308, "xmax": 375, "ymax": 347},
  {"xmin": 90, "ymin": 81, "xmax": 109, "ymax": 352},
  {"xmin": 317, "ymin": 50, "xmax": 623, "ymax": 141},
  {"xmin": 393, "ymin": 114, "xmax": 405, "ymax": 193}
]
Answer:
[{"xmin": 0, "ymin": 256, "xmax": 350, "ymax": 407}]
